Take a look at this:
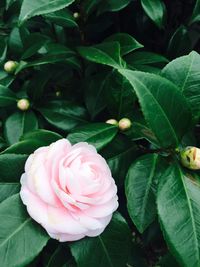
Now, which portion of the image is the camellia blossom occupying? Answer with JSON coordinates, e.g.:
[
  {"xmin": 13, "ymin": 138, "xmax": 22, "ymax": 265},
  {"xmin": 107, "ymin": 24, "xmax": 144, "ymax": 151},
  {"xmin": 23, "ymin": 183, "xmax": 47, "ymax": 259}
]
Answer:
[{"xmin": 20, "ymin": 139, "xmax": 118, "ymax": 242}]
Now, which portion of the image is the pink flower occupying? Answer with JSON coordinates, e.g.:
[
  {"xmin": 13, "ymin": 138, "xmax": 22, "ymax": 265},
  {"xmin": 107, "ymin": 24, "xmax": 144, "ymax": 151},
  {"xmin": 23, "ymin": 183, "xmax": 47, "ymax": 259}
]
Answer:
[{"xmin": 20, "ymin": 139, "xmax": 118, "ymax": 242}]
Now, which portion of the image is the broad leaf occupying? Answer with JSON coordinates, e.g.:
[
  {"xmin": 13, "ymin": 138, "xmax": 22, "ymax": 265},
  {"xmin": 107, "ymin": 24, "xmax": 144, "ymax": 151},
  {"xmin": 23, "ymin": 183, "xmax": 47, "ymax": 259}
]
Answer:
[
  {"xmin": 2, "ymin": 130, "xmax": 62, "ymax": 154},
  {"xmin": 19, "ymin": 0, "xmax": 75, "ymax": 24},
  {"xmin": 39, "ymin": 101, "xmax": 88, "ymax": 131},
  {"xmin": 157, "ymin": 164, "xmax": 200, "ymax": 267},
  {"xmin": 0, "ymin": 194, "xmax": 49, "ymax": 267},
  {"xmin": 77, "ymin": 42, "xmax": 123, "ymax": 68},
  {"xmin": 162, "ymin": 51, "xmax": 200, "ymax": 118},
  {"xmin": 104, "ymin": 33, "xmax": 143, "ymax": 56},
  {"xmin": 98, "ymin": 0, "xmax": 132, "ymax": 14},
  {"xmin": 141, "ymin": 0, "xmax": 166, "ymax": 28},
  {"xmin": 118, "ymin": 69, "xmax": 192, "ymax": 148},
  {"xmin": 70, "ymin": 212, "xmax": 132, "ymax": 267},
  {"xmin": 44, "ymin": 9, "xmax": 78, "ymax": 28},
  {"xmin": 67, "ymin": 123, "xmax": 118, "ymax": 150},
  {"xmin": 4, "ymin": 111, "xmax": 38, "ymax": 145},
  {"xmin": 0, "ymin": 154, "xmax": 28, "ymax": 182},
  {"xmin": 0, "ymin": 85, "xmax": 17, "ymax": 107},
  {"xmin": 126, "ymin": 154, "xmax": 158, "ymax": 233},
  {"xmin": 0, "ymin": 183, "xmax": 19, "ymax": 203}
]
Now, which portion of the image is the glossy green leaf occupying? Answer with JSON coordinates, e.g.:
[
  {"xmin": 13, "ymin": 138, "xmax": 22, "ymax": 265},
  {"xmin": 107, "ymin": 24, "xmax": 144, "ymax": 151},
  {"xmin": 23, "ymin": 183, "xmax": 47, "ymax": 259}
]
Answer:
[
  {"xmin": 4, "ymin": 111, "xmax": 38, "ymax": 145},
  {"xmin": 19, "ymin": 0, "xmax": 75, "ymax": 25},
  {"xmin": 162, "ymin": 51, "xmax": 200, "ymax": 118},
  {"xmin": 44, "ymin": 9, "xmax": 78, "ymax": 28},
  {"xmin": 104, "ymin": 33, "xmax": 143, "ymax": 56},
  {"xmin": 126, "ymin": 154, "xmax": 158, "ymax": 233},
  {"xmin": 118, "ymin": 69, "xmax": 191, "ymax": 148},
  {"xmin": 98, "ymin": 0, "xmax": 132, "ymax": 14},
  {"xmin": 70, "ymin": 212, "xmax": 132, "ymax": 267},
  {"xmin": 0, "ymin": 154, "xmax": 27, "ymax": 182},
  {"xmin": 39, "ymin": 101, "xmax": 88, "ymax": 131},
  {"xmin": 77, "ymin": 42, "xmax": 122, "ymax": 68},
  {"xmin": 0, "ymin": 183, "xmax": 19, "ymax": 203},
  {"xmin": 67, "ymin": 123, "xmax": 118, "ymax": 150},
  {"xmin": 84, "ymin": 72, "xmax": 107, "ymax": 119},
  {"xmin": 104, "ymin": 70, "xmax": 136, "ymax": 119},
  {"xmin": 0, "ymin": 85, "xmax": 17, "ymax": 107},
  {"xmin": 101, "ymin": 135, "xmax": 137, "ymax": 186},
  {"xmin": 157, "ymin": 164, "xmax": 200, "ymax": 267},
  {"xmin": 141, "ymin": 0, "xmax": 166, "ymax": 28},
  {"xmin": 0, "ymin": 194, "xmax": 49, "ymax": 267},
  {"xmin": 2, "ymin": 130, "xmax": 62, "ymax": 154}
]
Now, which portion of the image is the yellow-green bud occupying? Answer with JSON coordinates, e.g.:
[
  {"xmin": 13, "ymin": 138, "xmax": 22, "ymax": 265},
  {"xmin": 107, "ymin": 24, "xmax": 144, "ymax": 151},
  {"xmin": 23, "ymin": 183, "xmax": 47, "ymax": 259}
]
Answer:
[
  {"xmin": 180, "ymin": 146, "xmax": 200, "ymax": 170},
  {"xmin": 55, "ymin": 91, "xmax": 61, "ymax": 97},
  {"xmin": 73, "ymin": 12, "xmax": 80, "ymax": 19},
  {"xmin": 118, "ymin": 118, "xmax": 132, "ymax": 131},
  {"xmin": 4, "ymin": 60, "xmax": 18, "ymax": 73},
  {"xmin": 17, "ymin": 99, "xmax": 30, "ymax": 111},
  {"xmin": 106, "ymin": 119, "xmax": 118, "ymax": 126}
]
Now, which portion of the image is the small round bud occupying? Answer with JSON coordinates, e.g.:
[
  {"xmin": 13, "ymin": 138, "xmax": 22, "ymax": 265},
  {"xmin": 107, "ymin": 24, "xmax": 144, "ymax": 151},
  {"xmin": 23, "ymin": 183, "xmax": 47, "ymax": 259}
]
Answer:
[
  {"xmin": 55, "ymin": 91, "xmax": 61, "ymax": 97},
  {"xmin": 118, "ymin": 118, "xmax": 132, "ymax": 131},
  {"xmin": 4, "ymin": 60, "xmax": 18, "ymax": 73},
  {"xmin": 180, "ymin": 146, "xmax": 200, "ymax": 170},
  {"xmin": 73, "ymin": 12, "xmax": 80, "ymax": 19},
  {"xmin": 106, "ymin": 119, "xmax": 118, "ymax": 126},
  {"xmin": 17, "ymin": 99, "xmax": 30, "ymax": 111}
]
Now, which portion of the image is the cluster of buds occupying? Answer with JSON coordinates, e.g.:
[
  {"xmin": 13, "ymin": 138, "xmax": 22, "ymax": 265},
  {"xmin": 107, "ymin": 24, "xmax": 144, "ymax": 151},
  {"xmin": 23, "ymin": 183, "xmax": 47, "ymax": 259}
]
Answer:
[
  {"xmin": 180, "ymin": 146, "xmax": 200, "ymax": 170},
  {"xmin": 106, "ymin": 118, "xmax": 132, "ymax": 131}
]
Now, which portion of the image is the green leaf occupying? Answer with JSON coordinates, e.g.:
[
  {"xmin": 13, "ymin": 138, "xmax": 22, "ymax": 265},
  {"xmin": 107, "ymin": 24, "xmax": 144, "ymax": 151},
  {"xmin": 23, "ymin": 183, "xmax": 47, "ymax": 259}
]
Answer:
[
  {"xmin": 118, "ymin": 69, "xmax": 191, "ymax": 148},
  {"xmin": 101, "ymin": 135, "xmax": 137, "ymax": 186},
  {"xmin": 162, "ymin": 51, "xmax": 200, "ymax": 118},
  {"xmin": 157, "ymin": 164, "xmax": 200, "ymax": 267},
  {"xmin": 77, "ymin": 42, "xmax": 122, "ymax": 68},
  {"xmin": 97, "ymin": 0, "xmax": 132, "ymax": 14},
  {"xmin": 0, "ymin": 154, "xmax": 28, "ymax": 182},
  {"xmin": 4, "ymin": 111, "xmax": 38, "ymax": 145},
  {"xmin": 84, "ymin": 72, "xmax": 107, "ymax": 119},
  {"xmin": 38, "ymin": 101, "xmax": 88, "ymax": 131},
  {"xmin": 104, "ymin": 33, "xmax": 143, "ymax": 56},
  {"xmin": 141, "ymin": 0, "xmax": 166, "ymax": 28},
  {"xmin": 125, "ymin": 51, "xmax": 169, "ymax": 66},
  {"xmin": 2, "ymin": 130, "xmax": 62, "ymax": 154},
  {"xmin": 104, "ymin": 70, "xmax": 136, "ymax": 119},
  {"xmin": 126, "ymin": 154, "xmax": 158, "ymax": 233},
  {"xmin": 67, "ymin": 123, "xmax": 118, "ymax": 150},
  {"xmin": 70, "ymin": 212, "xmax": 132, "ymax": 267},
  {"xmin": 0, "ymin": 183, "xmax": 19, "ymax": 203},
  {"xmin": 190, "ymin": 0, "xmax": 200, "ymax": 24},
  {"xmin": 19, "ymin": 0, "xmax": 75, "ymax": 25},
  {"xmin": 0, "ymin": 85, "xmax": 17, "ymax": 107},
  {"xmin": 44, "ymin": 9, "xmax": 78, "ymax": 28},
  {"xmin": 0, "ymin": 194, "xmax": 49, "ymax": 267}
]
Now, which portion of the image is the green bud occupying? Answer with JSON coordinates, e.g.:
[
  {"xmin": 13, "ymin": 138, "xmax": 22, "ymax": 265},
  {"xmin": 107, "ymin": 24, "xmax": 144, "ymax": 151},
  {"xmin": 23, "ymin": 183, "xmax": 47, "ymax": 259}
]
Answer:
[
  {"xmin": 118, "ymin": 118, "xmax": 132, "ymax": 131},
  {"xmin": 4, "ymin": 60, "xmax": 18, "ymax": 73},
  {"xmin": 106, "ymin": 119, "xmax": 118, "ymax": 126},
  {"xmin": 73, "ymin": 12, "xmax": 80, "ymax": 19},
  {"xmin": 17, "ymin": 99, "xmax": 30, "ymax": 111},
  {"xmin": 180, "ymin": 146, "xmax": 200, "ymax": 170}
]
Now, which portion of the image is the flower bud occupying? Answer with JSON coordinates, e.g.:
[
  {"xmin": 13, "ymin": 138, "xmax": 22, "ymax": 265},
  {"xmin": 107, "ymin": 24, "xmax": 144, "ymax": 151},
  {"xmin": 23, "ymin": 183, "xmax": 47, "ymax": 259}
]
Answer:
[
  {"xmin": 118, "ymin": 118, "xmax": 132, "ymax": 131},
  {"xmin": 180, "ymin": 146, "xmax": 200, "ymax": 170},
  {"xmin": 17, "ymin": 99, "xmax": 30, "ymax": 111},
  {"xmin": 73, "ymin": 12, "xmax": 80, "ymax": 19},
  {"xmin": 4, "ymin": 60, "xmax": 18, "ymax": 73},
  {"xmin": 106, "ymin": 119, "xmax": 118, "ymax": 126}
]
